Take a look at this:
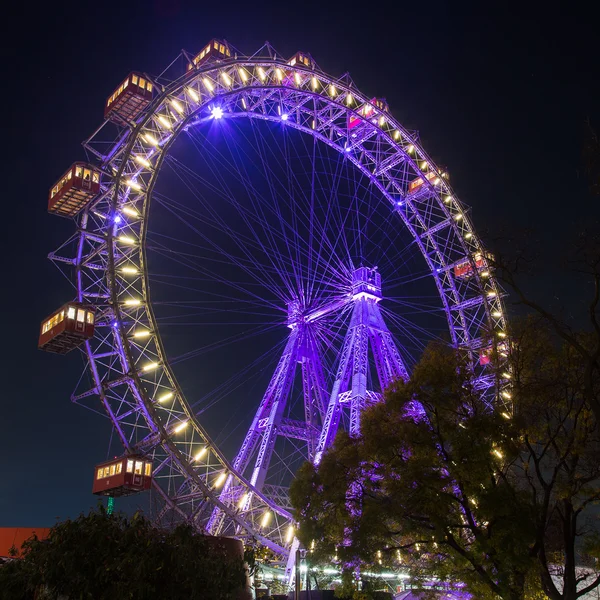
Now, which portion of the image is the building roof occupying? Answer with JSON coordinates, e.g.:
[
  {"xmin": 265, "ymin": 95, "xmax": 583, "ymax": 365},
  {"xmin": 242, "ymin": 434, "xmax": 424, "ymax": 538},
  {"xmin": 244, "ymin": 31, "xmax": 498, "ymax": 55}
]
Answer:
[{"xmin": 0, "ymin": 527, "xmax": 51, "ymax": 557}]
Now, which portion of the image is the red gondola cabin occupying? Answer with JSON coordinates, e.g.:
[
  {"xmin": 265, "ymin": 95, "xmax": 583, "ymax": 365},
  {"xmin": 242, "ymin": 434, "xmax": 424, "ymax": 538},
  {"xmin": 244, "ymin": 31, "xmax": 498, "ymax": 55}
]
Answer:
[
  {"xmin": 92, "ymin": 456, "xmax": 153, "ymax": 497},
  {"xmin": 38, "ymin": 302, "xmax": 95, "ymax": 354},
  {"xmin": 408, "ymin": 169, "xmax": 448, "ymax": 194},
  {"xmin": 454, "ymin": 252, "xmax": 490, "ymax": 279},
  {"xmin": 188, "ymin": 39, "xmax": 232, "ymax": 71},
  {"xmin": 48, "ymin": 163, "xmax": 101, "ymax": 217},
  {"xmin": 348, "ymin": 98, "xmax": 388, "ymax": 129},
  {"xmin": 104, "ymin": 72, "xmax": 155, "ymax": 125}
]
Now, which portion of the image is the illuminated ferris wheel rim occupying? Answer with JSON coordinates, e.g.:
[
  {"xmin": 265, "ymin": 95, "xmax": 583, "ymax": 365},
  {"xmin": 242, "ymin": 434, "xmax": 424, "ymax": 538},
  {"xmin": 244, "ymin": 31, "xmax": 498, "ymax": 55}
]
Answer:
[{"xmin": 63, "ymin": 42, "xmax": 509, "ymax": 557}]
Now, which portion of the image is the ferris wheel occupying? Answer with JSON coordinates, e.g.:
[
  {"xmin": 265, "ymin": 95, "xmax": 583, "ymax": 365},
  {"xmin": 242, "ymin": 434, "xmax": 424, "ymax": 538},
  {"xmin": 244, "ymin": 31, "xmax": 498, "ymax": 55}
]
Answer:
[{"xmin": 39, "ymin": 40, "xmax": 510, "ymax": 565}]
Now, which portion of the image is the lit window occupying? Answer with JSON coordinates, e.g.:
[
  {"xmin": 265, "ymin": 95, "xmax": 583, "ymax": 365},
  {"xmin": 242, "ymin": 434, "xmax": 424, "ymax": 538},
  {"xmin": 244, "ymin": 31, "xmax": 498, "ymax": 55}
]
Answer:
[
  {"xmin": 134, "ymin": 461, "xmax": 143, "ymax": 475},
  {"xmin": 77, "ymin": 309, "xmax": 85, "ymax": 322},
  {"xmin": 124, "ymin": 79, "xmax": 128, "ymax": 89},
  {"xmin": 97, "ymin": 469, "xmax": 103, "ymax": 480},
  {"xmin": 139, "ymin": 77, "xmax": 146, "ymax": 89},
  {"xmin": 116, "ymin": 462, "xmax": 122, "ymax": 475},
  {"xmin": 52, "ymin": 186, "xmax": 58, "ymax": 197},
  {"xmin": 86, "ymin": 311, "xmax": 94, "ymax": 325},
  {"xmin": 103, "ymin": 467, "xmax": 110, "ymax": 478},
  {"xmin": 118, "ymin": 84, "xmax": 123, "ymax": 94},
  {"xmin": 132, "ymin": 74, "xmax": 138, "ymax": 85},
  {"xmin": 226, "ymin": 48, "xmax": 231, "ymax": 56},
  {"xmin": 68, "ymin": 171, "xmax": 72, "ymax": 180},
  {"xmin": 83, "ymin": 169, "xmax": 91, "ymax": 181},
  {"xmin": 144, "ymin": 463, "xmax": 152, "ymax": 476},
  {"xmin": 126, "ymin": 460, "xmax": 134, "ymax": 473},
  {"xmin": 67, "ymin": 307, "xmax": 76, "ymax": 319},
  {"xmin": 75, "ymin": 166, "xmax": 83, "ymax": 178},
  {"xmin": 219, "ymin": 44, "xmax": 225, "ymax": 53},
  {"xmin": 214, "ymin": 41, "xmax": 218, "ymax": 49},
  {"xmin": 109, "ymin": 464, "xmax": 116, "ymax": 476},
  {"xmin": 146, "ymin": 82, "xmax": 152, "ymax": 92},
  {"xmin": 92, "ymin": 172, "xmax": 99, "ymax": 183}
]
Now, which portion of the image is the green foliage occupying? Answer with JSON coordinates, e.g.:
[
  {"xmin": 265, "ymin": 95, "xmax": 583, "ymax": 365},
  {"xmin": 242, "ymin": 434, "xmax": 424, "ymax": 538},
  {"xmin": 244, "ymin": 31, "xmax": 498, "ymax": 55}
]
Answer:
[
  {"xmin": 0, "ymin": 505, "xmax": 248, "ymax": 600},
  {"xmin": 291, "ymin": 321, "xmax": 600, "ymax": 600}
]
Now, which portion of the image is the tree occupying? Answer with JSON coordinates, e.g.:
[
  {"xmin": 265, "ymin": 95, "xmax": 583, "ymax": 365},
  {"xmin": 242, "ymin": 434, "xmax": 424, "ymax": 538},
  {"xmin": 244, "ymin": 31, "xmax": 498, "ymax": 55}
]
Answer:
[
  {"xmin": 0, "ymin": 506, "xmax": 249, "ymax": 600},
  {"xmin": 291, "ymin": 320, "xmax": 600, "ymax": 600}
]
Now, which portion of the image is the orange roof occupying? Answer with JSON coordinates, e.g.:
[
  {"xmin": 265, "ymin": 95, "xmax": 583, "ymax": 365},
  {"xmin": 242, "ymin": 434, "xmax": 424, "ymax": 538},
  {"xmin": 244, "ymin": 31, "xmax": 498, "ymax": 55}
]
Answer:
[{"xmin": 0, "ymin": 527, "xmax": 51, "ymax": 557}]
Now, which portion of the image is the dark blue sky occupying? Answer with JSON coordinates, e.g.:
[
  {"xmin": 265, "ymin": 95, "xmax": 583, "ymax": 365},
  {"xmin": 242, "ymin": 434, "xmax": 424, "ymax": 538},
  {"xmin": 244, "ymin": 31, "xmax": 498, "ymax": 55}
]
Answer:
[{"xmin": 2, "ymin": 0, "xmax": 599, "ymax": 525}]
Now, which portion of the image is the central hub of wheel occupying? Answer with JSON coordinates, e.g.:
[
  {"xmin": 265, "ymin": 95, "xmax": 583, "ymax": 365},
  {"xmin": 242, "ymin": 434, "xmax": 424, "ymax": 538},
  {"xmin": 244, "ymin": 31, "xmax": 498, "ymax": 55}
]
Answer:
[
  {"xmin": 286, "ymin": 300, "xmax": 304, "ymax": 328},
  {"xmin": 351, "ymin": 266, "xmax": 382, "ymax": 302}
]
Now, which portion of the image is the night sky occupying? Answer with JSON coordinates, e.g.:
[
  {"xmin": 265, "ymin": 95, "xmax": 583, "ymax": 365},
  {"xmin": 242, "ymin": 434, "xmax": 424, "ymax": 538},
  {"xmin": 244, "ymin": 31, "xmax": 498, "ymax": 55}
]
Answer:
[{"xmin": 3, "ymin": 0, "xmax": 599, "ymax": 526}]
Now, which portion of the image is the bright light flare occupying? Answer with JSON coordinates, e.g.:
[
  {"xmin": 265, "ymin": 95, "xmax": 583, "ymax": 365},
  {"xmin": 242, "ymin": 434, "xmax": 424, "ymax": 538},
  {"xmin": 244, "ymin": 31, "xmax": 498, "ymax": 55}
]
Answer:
[
  {"xmin": 174, "ymin": 420, "xmax": 188, "ymax": 433},
  {"xmin": 135, "ymin": 156, "xmax": 151, "ymax": 167},
  {"xmin": 281, "ymin": 113, "xmax": 289, "ymax": 121},
  {"xmin": 121, "ymin": 266, "xmax": 138, "ymax": 275},
  {"xmin": 203, "ymin": 77, "xmax": 214, "ymax": 92},
  {"xmin": 142, "ymin": 361, "xmax": 159, "ymax": 372},
  {"xmin": 123, "ymin": 298, "xmax": 141, "ymax": 306},
  {"xmin": 186, "ymin": 87, "xmax": 200, "ymax": 102},
  {"xmin": 122, "ymin": 207, "xmax": 139, "ymax": 218},
  {"xmin": 157, "ymin": 115, "xmax": 172, "ymax": 129},
  {"xmin": 133, "ymin": 330, "xmax": 151, "ymax": 339},
  {"xmin": 194, "ymin": 447, "xmax": 208, "ymax": 461},
  {"xmin": 261, "ymin": 511, "xmax": 271, "ymax": 528},
  {"xmin": 171, "ymin": 99, "xmax": 184, "ymax": 114},
  {"xmin": 285, "ymin": 525, "xmax": 295, "ymax": 543},
  {"xmin": 125, "ymin": 180, "xmax": 141, "ymax": 191},
  {"xmin": 157, "ymin": 392, "xmax": 174, "ymax": 403},
  {"xmin": 238, "ymin": 68, "xmax": 248, "ymax": 82},
  {"xmin": 144, "ymin": 133, "xmax": 159, "ymax": 146},
  {"xmin": 214, "ymin": 472, "xmax": 227, "ymax": 488},
  {"xmin": 211, "ymin": 106, "xmax": 224, "ymax": 119},
  {"xmin": 118, "ymin": 235, "xmax": 136, "ymax": 245},
  {"xmin": 221, "ymin": 71, "xmax": 232, "ymax": 86}
]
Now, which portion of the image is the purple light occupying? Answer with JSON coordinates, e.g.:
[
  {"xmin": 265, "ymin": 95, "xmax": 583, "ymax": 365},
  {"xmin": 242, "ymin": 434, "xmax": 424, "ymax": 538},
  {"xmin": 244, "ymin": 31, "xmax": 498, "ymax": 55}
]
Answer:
[
  {"xmin": 112, "ymin": 321, "xmax": 119, "ymax": 328},
  {"xmin": 211, "ymin": 106, "xmax": 224, "ymax": 119},
  {"xmin": 281, "ymin": 113, "xmax": 289, "ymax": 121},
  {"xmin": 114, "ymin": 215, "xmax": 123, "ymax": 224}
]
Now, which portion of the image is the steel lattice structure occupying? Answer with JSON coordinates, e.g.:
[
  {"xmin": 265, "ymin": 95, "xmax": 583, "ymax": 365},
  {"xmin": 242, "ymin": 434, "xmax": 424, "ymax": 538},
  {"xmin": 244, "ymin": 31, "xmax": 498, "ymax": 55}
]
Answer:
[{"xmin": 48, "ymin": 41, "xmax": 510, "ymax": 563}]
